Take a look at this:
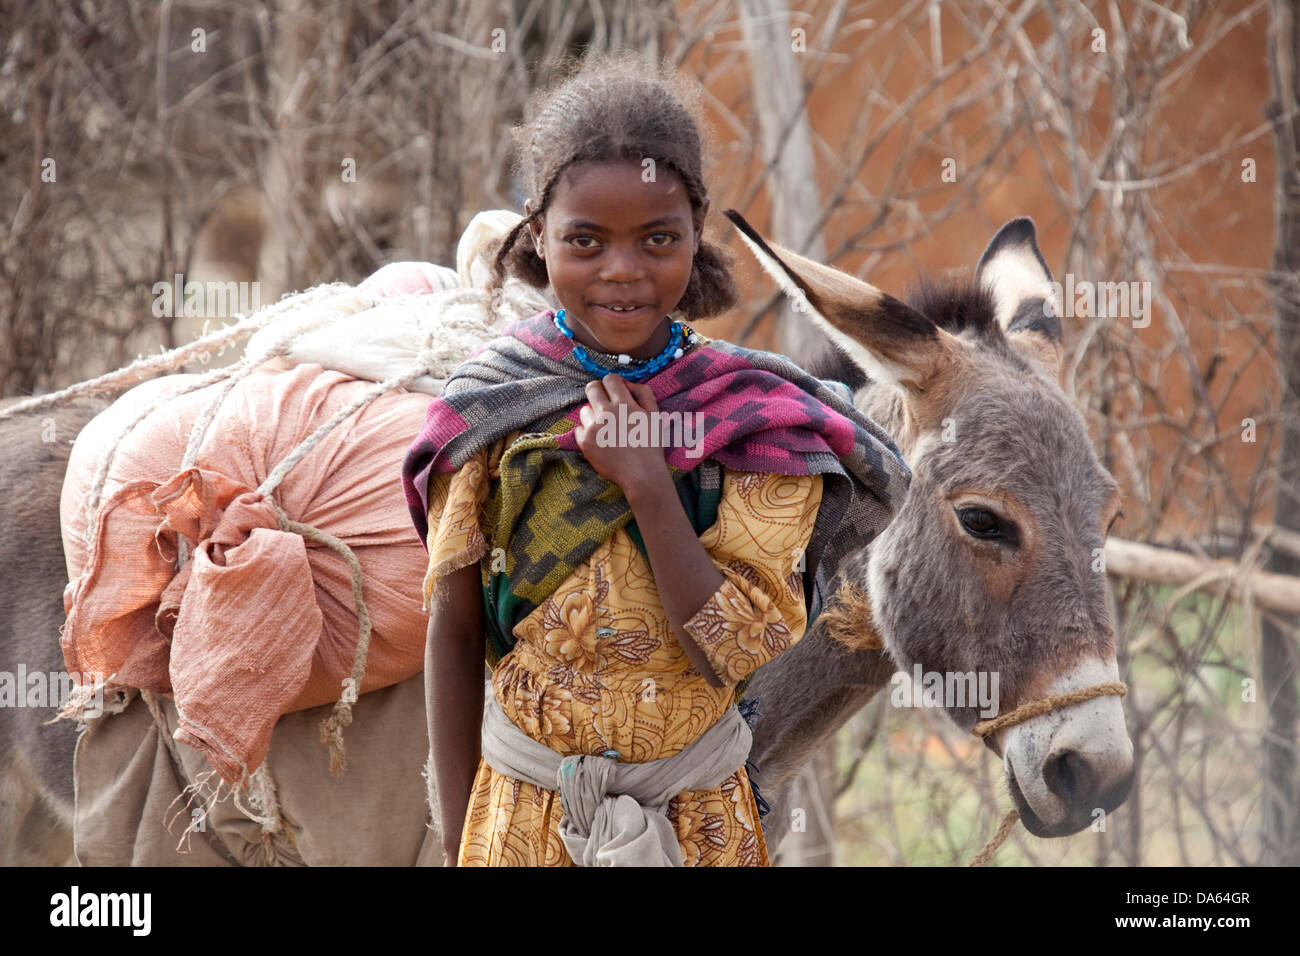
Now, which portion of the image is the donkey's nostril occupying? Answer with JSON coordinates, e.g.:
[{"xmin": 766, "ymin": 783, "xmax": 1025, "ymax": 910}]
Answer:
[{"xmin": 1043, "ymin": 749, "xmax": 1098, "ymax": 806}]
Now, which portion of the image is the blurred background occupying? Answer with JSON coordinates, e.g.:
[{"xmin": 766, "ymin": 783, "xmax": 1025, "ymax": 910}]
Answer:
[{"xmin": 1, "ymin": 0, "xmax": 1295, "ymax": 866}]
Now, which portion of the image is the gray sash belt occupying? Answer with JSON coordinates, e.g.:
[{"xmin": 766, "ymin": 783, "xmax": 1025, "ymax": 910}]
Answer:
[{"xmin": 478, "ymin": 689, "xmax": 753, "ymax": 866}]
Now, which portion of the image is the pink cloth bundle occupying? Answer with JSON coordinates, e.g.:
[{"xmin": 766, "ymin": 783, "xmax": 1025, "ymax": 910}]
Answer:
[{"xmin": 60, "ymin": 362, "xmax": 432, "ymax": 783}]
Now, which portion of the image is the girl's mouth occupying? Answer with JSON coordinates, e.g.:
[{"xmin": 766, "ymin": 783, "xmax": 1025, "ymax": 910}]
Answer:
[{"xmin": 592, "ymin": 303, "xmax": 653, "ymax": 318}]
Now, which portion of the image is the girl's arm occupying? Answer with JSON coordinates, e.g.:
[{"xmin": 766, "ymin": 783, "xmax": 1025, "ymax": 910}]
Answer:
[
  {"xmin": 621, "ymin": 474, "xmax": 726, "ymax": 688},
  {"xmin": 425, "ymin": 561, "xmax": 486, "ymax": 864},
  {"xmin": 575, "ymin": 375, "xmax": 726, "ymax": 688}
]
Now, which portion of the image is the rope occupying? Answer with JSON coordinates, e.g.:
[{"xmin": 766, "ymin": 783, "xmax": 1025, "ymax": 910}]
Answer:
[
  {"xmin": 0, "ymin": 282, "xmax": 350, "ymax": 423},
  {"xmin": 253, "ymin": 349, "xmax": 453, "ymax": 500},
  {"xmin": 232, "ymin": 765, "xmax": 286, "ymax": 836},
  {"xmin": 86, "ymin": 371, "xmax": 228, "ymax": 549},
  {"xmin": 81, "ymin": 284, "xmax": 361, "ymax": 547},
  {"xmin": 269, "ymin": 499, "xmax": 372, "ymax": 779},
  {"xmin": 968, "ymin": 809, "xmax": 1020, "ymax": 867},
  {"xmin": 142, "ymin": 688, "xmax": 228, "ymax": 853},
  {"xmin": 971, "ymin": 682, "xmax": 1128, "ymax": 739},
  {"xmin": 142, "ymin": 688, "xmax": 185, "ymax": 768},
  {"xmin": 966, "ymin": 680, "xmax": 1128, "ymax": 866}
]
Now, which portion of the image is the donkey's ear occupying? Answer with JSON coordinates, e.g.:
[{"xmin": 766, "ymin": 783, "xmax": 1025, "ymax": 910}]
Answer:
[
  {"xmin": 975, "ymin": 218, "xmax": 1063, "ymax": 374},
  {"xmin": 723, "ymin": 209, "xmax": 957, "ymax": 394}
]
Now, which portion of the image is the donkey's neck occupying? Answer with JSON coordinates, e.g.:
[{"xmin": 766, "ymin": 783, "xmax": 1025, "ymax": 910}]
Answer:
[
  {"xmin": 739, "ymin": 380, "xmax": 911, "ymax": 847},
  {"xmin": 741, "ymin": 377, "xmax": 914, "ymax": 782},
  {"xmin": 744, "ymin": 621, "xmax": 897, "ymax": 798}
]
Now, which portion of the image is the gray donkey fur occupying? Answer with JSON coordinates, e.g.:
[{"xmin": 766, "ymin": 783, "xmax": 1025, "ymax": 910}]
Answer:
[
  {"xmin": 733, "ymin": 211, "xmax": 1131, "ymax": 846},
  {"xmin": 0, "ymin": 399, "xmax": 105, "ymax": 865}
]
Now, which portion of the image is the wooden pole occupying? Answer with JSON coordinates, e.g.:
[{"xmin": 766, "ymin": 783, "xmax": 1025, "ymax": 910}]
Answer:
[
  {"xmin": 737, "ymin": 0, "xmax": 828, "ymax": 364},
  {"xmin": 1104, "ymin": 537, "xmax": 1300, "ymax": 616}
]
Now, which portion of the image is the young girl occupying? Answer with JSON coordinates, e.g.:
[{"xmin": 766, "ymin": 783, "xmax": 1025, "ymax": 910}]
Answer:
[{"xmin": 401, "ymin": 53, "xmax": 909, "ymax": 866}]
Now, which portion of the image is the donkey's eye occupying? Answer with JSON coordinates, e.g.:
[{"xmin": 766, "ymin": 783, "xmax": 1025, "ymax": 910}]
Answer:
[
  {"xmin": 957, "ymin": 507, "xmax": 1016, "ymax": 544},
  {"xmin": 958, "ymin": 507, "xmax": 998, "ymax": 536}
]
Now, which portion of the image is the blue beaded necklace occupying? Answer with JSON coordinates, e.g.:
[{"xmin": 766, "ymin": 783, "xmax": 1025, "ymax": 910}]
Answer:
[{"xmin": 553, "ymin": 308, "xmax": 696, "ymax": 381}]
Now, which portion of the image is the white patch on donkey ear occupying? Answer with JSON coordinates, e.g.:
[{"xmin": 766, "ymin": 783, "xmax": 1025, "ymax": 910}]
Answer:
[
  {"xmin": 975, "ymin": 218, "xmax": 1061, "ymax": 342},
  {"xmin": 828, "ymin": 336, "xmax": 918, "ymax": 393},
  {"xmin": 725, "ymin": 217, "xmax": 819, "ymax": 308}
]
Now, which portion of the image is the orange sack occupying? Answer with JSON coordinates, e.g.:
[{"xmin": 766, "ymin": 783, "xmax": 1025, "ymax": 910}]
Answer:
[{"xmin": 59, "ymin": 361, "xmax": 431, "ymax": 784}]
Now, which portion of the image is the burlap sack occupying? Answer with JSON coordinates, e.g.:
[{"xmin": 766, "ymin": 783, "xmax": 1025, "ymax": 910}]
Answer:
[{"xmin": 60, "ymin": 360, "xmax": 433, "ymax": 784}]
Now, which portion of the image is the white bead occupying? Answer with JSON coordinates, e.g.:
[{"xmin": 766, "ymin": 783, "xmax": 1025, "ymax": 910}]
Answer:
[
  {"xmin": 618, "ymin": 354, "xmax": 631, "ymax": 365},
  {"xmin": 674, "ymin": 348, "xmax": 684, "ymax": 359},
  {"xmin": 689, "ymin": 333, "xmax": 699, "ymax": 344}
]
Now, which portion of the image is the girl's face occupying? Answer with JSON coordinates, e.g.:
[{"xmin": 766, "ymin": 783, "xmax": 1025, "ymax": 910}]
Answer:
[{"xmin": 527, "ymin": 159, "xmax": 707, "ymax": 357}]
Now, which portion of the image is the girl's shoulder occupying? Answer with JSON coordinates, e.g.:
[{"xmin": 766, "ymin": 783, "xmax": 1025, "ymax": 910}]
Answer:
[
  {"xmin": 428, "ymin": 428, "xmax": 521, "ymax": 519},
  {"xmin": 690, "ymin": 333, "xmax": 858, "ymax": 407},
  {"xmin": 453, "ymin": 429, "xmax": 522, "ymax": 483}
]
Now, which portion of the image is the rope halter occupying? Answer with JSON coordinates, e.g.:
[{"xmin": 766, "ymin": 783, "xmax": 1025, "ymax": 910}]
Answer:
[{"xmin": 967, "ymin": 680, "xmax": 1127, "ymax": 866}]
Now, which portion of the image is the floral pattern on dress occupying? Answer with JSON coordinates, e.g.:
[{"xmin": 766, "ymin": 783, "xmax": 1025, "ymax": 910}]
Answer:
[
  {"xmin": 541, "ymin": 591, "xmax": 600, "ymax": 671},
  {"xmin": 420, "ymin": 435, "xmax": 512, "ymax": 611},
  {"xmin": 683, "ymin": 573, "xmax": 793, "ymax": 681},
  {"xmin": 426, "ymin": 462, "xmax": 823, "ymax": 866}
]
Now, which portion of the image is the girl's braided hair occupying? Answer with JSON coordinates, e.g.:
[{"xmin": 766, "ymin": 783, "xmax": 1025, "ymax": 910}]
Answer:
[{"xmin": 489, "ymin": 51, "xmax": 737, "ymax": 322}]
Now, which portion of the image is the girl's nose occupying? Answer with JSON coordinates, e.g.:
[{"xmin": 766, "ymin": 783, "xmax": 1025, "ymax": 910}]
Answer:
[{"xmin": 599, "ymin": 248, "xmax": 647, "ymax": 285}]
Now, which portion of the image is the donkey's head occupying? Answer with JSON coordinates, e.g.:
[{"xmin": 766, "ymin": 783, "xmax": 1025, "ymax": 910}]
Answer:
[{"xmin": 725, "ymin": 211, "xmax": 1133, "ymax": 837}]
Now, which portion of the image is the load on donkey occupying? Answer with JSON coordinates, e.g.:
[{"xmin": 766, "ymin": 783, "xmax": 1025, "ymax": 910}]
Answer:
[
  {"xmin": 3, "ymin": 209, "xmax": 1134, "ymax": 865},
  {"xmin": 48, "ymin": 211, "xmax": 544, "ymax": 865}
]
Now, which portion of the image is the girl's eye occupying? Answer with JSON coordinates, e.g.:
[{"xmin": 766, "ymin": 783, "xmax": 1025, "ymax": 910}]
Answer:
[
  {"xmin": 646, "ymin": 233, "xmax": 677, "ymax": 247},
  {"xmin": 568, "ymin": 236, "xmax": 599, "ymax": 249},
  {"xmin": 956, "ymin": 507, "xmax": 1019, "ymax": 546}
]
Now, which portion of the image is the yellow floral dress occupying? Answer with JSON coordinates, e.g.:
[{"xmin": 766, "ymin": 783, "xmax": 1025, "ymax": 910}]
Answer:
[{"xmin": 422, "ymin": 435, "xmax": 823, "ymax": 867}]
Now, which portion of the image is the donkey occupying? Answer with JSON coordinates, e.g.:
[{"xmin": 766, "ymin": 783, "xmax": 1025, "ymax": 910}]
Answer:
[
  {"xmin": 0, "ymin": 397, "xmax": 106, "ymax": 865},
  {"xmin": 728, "ymin": 210, "xmax": 1134, "ymax": 846},
  {"xmin": 0, "ymin": 214, "xmax": 1132, "ymax": 864}
]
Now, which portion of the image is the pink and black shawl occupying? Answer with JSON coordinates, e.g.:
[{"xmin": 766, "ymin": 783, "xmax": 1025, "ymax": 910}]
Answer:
[{"xmin": 400, "ymin": 309, "xmax": 911, "ymax": 658}]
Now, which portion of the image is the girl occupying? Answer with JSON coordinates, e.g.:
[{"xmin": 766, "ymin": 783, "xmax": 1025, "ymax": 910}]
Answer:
[{"xmin": 401, "ymin": 53, "xmax": 909, "ymax": 866}]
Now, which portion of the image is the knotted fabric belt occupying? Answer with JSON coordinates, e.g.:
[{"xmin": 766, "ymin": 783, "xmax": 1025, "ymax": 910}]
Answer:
[{"xmin": 478, "ymin": 689, "xmax": 753, "ymax": 866}]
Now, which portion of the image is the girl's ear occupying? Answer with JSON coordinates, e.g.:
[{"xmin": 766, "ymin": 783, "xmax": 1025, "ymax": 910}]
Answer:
[
  {"xmin": 524, "ymin": 200, "xmax": 544, "ymax": 256},
  {"xmin": 693, "ymin": 198, "xmax": 710, "ymax": 252}
]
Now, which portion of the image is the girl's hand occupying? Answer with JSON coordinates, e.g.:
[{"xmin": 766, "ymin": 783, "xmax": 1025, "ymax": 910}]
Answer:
[
  {"xmin": 575, "ymin": 374, "xmax": 727, "ymax": 688},
  {"xmin": 574, "ymin": 374, "xmax": 671, "ymax": 497}
]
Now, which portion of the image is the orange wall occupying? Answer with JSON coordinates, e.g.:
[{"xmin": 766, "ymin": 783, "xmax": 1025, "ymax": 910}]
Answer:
[{"xmin": 683, "ymin": 0, "xmax": 1277, "ymax": 534}]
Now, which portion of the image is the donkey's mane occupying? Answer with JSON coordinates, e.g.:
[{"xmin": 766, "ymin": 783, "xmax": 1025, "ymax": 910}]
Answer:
[
  {"xmin": 904, "ymin": 274, "xmax": 1000, "ymax": 339},
  {"xmin": 805, "ymin": 342, "xmax": 869, "ymax": 392},
  {"xmin": 805, "ymin": 271, "xmax": 1026, "ymax": 389}
]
